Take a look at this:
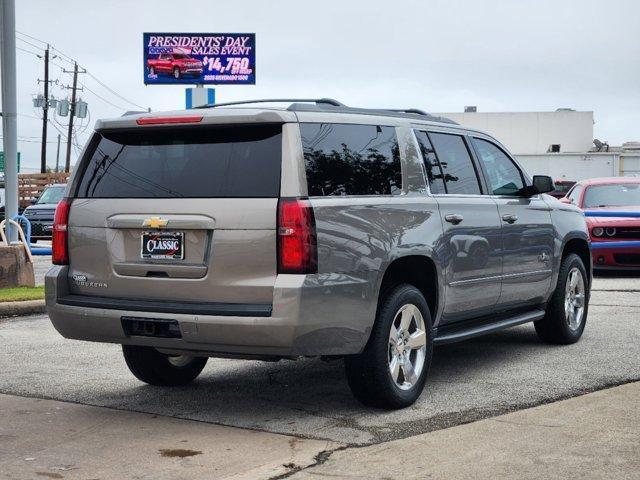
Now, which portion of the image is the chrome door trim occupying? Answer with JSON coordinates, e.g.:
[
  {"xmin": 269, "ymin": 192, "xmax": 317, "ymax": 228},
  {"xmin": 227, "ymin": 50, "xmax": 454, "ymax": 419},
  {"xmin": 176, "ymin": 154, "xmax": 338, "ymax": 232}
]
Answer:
[{"xmin": 449, "ymin": 269, "xmax": 553, "ymax": 286}]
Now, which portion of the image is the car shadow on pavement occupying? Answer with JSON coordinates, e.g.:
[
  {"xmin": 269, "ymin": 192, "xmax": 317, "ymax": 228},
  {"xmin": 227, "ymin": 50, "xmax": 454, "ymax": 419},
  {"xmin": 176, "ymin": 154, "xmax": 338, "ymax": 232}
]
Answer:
[{"xmin": 103, "ymin": 325, "xmax": 549, "ymax": 416}]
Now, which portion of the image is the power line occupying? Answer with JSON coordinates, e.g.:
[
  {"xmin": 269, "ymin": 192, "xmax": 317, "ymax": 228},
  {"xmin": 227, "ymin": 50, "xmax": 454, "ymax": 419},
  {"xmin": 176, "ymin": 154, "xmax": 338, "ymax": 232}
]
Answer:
[
  {"xmin": 15, "ymin": 36, "xmax": 45, "ymax": 52},
  {"xmin": 16, "ymin": 30, "xmax": 148, "ymax": 111},
  {"xmin": 79, "ymin": 81, "xmax": 128, "ymax": 111},
  {"xmin": 15, "ymin": 30, "xmax": 48, "ymax": 45},
  {"xmin": 16, "ymin": 46, "xmax": 42, "ymax": 58},
  {"xmin": 85, "ymin": 71, "xmax": 146, "ymax": 111}
]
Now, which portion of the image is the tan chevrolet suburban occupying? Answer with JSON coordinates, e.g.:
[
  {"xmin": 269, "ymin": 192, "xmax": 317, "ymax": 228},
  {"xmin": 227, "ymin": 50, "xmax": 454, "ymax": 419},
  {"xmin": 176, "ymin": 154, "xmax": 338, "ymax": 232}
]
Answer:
[{"xmin": 46, "ymin": 99, "xmax": 591, "ymax": 409}]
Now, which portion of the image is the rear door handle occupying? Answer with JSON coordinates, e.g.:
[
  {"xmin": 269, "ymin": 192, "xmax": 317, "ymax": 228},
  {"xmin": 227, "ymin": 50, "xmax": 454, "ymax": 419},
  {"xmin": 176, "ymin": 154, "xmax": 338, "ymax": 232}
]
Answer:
[
  {"xmin": 444, "ymin": 214, "xmax": 464, "ymax": 224},
  {"xmin": 502, "ymin": 214, "xmax": 518, "ymax": 224}
]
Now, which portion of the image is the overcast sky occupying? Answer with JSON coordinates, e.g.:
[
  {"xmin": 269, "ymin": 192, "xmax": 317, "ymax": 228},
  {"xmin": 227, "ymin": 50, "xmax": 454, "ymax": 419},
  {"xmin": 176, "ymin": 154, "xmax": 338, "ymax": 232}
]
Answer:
[{"xmin": 3, "ymin": 0, "xmax": 639, "ymax": 172}]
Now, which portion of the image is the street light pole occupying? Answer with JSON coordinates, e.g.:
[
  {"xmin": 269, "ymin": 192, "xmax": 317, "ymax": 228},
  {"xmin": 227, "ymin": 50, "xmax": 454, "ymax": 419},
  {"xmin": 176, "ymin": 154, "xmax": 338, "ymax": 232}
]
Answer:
[{"xmin": 1, "ymin": 0, "xmax": 19, "ymax": 242}]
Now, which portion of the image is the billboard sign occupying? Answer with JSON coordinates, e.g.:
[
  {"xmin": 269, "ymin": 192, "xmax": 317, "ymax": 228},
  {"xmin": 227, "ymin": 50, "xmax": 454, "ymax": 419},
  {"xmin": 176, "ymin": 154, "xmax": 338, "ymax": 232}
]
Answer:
[{"xmin": 143, "ymin": 33, "xmax": 255, "ymax": 85}]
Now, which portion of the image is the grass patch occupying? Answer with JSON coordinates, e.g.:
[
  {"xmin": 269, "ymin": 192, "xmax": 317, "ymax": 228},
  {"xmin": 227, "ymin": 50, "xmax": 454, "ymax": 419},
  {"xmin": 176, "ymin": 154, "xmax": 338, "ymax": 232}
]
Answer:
[{"xmin": 0, "ymin": 286, "xmax": 45, "ymax": 302}]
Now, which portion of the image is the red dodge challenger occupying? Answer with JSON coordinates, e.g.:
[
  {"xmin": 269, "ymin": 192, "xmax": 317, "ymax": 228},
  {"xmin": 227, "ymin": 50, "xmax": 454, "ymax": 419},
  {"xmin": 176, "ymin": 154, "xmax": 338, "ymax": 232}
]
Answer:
[{"xmin": 562, "ymin": 177, "xmax": 640, "ymax": 270}]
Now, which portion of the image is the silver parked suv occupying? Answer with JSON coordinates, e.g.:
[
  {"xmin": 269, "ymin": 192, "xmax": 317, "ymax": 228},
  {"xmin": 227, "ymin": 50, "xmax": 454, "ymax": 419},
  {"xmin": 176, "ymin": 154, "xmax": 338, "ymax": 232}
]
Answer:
[{"xmin": 46, "ymin": 99, "xmax": 591, "ymax": 409}]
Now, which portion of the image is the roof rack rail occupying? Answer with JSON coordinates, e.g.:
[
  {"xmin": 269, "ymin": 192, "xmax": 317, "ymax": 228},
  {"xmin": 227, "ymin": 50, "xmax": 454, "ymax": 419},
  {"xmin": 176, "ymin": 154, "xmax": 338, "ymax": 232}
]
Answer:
[
  {"xmin": 386, "ymin": 108, "xmax": 430, "ymax": 116},
  {"xmin": 196, "ymin": 98, "xmax": 345, "ymax": 109},
  {"xmin": 193, "ymin": 97, "xmax": 458, "ymax": 125}
]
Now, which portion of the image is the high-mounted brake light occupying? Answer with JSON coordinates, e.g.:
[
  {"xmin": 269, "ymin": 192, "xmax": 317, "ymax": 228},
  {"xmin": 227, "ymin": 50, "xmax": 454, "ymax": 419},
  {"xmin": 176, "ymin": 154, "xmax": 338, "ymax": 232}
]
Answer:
[
  {"xmin": 136, "ymin": 115, "xmax": 203, "ymax": 125},
  {"xmin": 277, "ymin": 198, "xmax": 317, "ymax": 274},
  {"xmin": 52, "ymin": 198, "xmax": 71, "ymax": 265}
]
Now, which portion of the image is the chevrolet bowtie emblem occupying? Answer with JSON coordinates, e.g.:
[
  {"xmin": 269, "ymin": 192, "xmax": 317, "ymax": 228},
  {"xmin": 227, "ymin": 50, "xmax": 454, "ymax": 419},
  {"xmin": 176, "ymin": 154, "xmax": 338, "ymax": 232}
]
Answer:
[{"xmin": 143, "ymin": 217, "xmax": 169, "ymax": 229}]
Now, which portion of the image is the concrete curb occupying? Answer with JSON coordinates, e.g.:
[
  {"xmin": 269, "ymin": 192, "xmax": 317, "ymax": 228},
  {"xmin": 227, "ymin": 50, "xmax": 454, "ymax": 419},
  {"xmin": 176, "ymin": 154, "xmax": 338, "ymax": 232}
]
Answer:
[{"xmin": 0, "ymin": 299, "xmax": 46, "ymax": 318}]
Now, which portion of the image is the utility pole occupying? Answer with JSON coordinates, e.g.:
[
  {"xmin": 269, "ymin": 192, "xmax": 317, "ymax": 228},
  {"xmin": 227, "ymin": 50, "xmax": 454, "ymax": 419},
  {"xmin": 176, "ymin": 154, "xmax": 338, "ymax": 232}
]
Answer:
[
  {"xmin": 55, "ymin": 133, "xmax": 61, "ymax": 172},
  {"xmin": 63, "ymin": 62, "xmax": 85, "ymax": 172},
  {"xmin": 1, "ymin": 0, "xmax": 19, "ymax": 242},
  {"xmin": 39, "ymin": 45, "xmax": 49, "ymax": 173}
]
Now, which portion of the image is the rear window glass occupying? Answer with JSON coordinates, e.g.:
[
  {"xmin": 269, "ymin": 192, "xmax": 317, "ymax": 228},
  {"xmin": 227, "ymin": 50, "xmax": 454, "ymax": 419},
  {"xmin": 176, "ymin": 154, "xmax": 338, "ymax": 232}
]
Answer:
[
  {"xmin": 300, "ymin": 123, "xmax": 401, "ymax": 196},
  {"xmin": 75, "ymin": 125, "xmax": 282, "ymax": 198}
]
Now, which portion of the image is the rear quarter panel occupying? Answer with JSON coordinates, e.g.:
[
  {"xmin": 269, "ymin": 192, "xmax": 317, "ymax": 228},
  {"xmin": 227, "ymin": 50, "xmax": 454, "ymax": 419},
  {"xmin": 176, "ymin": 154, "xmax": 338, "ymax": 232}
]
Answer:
[{"xmin": 301, "ymin": 125, "xmax": 444, "ymax": 352}]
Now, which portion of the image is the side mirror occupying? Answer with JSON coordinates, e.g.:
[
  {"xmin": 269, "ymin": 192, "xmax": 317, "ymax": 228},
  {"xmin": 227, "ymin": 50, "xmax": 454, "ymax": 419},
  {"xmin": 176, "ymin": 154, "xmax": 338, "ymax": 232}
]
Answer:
[
  {"xmin": 559, "ymin": 197, "xmax": 572, "ymax": 204},
  {"xmin": 532, "ymin": 175, "xmax": 555, "ymax": 195},
  {"xmin": 30, "ymin": 198, "xmax": 38, "ymax": 205}
]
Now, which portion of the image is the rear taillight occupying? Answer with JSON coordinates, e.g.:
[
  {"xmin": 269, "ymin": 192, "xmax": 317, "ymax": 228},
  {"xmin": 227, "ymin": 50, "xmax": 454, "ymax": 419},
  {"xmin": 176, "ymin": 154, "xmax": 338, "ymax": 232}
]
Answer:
[
  {"xmin": 277, "ymin": 198, "xmax": 317, "ymax": 274},
  {"xmin": 52, "ymin": 198, "xmax": 71, "ymax": 265}
]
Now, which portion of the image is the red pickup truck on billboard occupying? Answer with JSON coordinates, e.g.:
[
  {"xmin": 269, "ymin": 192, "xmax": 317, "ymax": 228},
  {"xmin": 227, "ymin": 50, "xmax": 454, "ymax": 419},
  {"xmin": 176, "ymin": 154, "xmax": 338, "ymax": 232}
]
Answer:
[{"xmin": 147, "ymin": 53, "xmax": 203, "ymax": 79}]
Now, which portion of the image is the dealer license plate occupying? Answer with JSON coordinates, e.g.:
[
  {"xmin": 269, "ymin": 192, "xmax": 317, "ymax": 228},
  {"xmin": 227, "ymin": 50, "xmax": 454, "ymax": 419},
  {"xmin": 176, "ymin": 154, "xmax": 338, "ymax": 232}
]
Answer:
[{"xmin": 141, "ymin": 231, "xmax": 184, "ymax": 259}]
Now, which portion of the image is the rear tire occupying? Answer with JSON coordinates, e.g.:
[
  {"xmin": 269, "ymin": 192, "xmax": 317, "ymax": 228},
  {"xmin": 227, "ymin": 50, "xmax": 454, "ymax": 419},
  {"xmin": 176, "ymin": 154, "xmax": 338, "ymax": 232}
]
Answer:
[
  {"xmin": 122, "ymin": 345, "xmax": 207, "ymax": 386},
  {"xmin": 535, "ymin": 253, "xmax": 589, "ymax": 344},
  {"xmin": 345, "ymin": 284, "xmax": 433, "ymax": 409},
  {"xmin": 173, "ymin": 67, "xmax": 180, "ymax": 79},
  {"xmin": 149, "ymin": 66, "xmax": 155, "ymax": 76}
]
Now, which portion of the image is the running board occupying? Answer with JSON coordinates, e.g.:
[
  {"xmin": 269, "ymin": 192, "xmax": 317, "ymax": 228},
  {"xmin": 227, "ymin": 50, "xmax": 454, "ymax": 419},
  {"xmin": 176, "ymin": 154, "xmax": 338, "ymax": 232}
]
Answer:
[{"xmin": 433, "ymin": 309, "xmax": 545, "ymax": 345}]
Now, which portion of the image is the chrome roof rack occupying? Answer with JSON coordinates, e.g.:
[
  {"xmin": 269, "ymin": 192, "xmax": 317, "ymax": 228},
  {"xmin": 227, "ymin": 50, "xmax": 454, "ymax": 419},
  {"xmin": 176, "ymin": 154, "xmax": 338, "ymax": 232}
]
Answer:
[
  {"xmin": 197, "ymin": 98, "xmax": 345, "ymax": 109},
  {"xmin": 197, "ymin": 98, "xmax": 457, "ymax": 124}
]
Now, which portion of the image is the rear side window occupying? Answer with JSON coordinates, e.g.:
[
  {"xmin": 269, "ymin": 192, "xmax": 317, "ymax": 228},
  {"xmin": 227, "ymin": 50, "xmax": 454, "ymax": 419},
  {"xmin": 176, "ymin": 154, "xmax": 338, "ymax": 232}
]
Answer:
[
  {"xmin": 429, "ymin": 133, "xmax": 482, "ymax": 195},
  {"xmin": 75, "ymin": 125, "xmax": 282, "ymax": 198},
  {"xmin": 414, "ymin": 130, "xmax": 446, "ymax": 194},
  {"xmin": 300, "ymin": 123, "xmax": 401, "ymax": 196}
]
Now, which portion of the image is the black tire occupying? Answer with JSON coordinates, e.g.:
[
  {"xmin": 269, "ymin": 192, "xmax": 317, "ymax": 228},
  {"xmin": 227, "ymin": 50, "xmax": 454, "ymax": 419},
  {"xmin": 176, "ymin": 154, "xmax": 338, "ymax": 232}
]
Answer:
[
  {"xmin": 345, "ymin": 284, "xmax": 433, "ymax": 409},
  {"xmin": 535, "ymin": 253, "xmax": 589, "ymax": 344},
  {"xmin": 173, "ymin": 67, "xmax": 180, "ymax": 79},
  {"xmin": 149, "ymin": 66, "xmax": 155, "ymax": 76},
  {"xmin": 122, "ymin": 345, "xmax": 207, "ymax": 386}
]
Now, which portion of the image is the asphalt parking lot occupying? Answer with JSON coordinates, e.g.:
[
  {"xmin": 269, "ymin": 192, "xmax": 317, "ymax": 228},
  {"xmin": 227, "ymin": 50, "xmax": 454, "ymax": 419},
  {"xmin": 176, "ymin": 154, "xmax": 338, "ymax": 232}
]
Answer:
[{"xmin": 1, "ymin": 273, "xmax": 639, "ymax": 447}]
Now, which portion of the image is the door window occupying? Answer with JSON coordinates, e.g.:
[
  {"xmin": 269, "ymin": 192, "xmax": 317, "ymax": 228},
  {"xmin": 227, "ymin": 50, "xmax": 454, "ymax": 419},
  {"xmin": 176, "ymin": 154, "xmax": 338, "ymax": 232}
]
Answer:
[
  {"xmin": 429, "ymin": 133, "xmax": 482, "ymax": 195},
  {"xmin": 414, "ymin": 130, "xmax": 446, "ymax": 194},
  {"xmin": 473, "ymin": 138, "xmax": 524, "ymax": 195}
]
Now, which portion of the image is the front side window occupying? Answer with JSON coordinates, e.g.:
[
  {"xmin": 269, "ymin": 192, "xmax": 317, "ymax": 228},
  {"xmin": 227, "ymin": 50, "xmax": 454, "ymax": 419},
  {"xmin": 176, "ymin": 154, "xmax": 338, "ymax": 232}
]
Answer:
[
  {"xmin": 429, "ymin": 133, "xmax": 481, "ymax": 195},
  {"xmin": 414, "ymin": 130, "xmax": 446, "ymax": 194},
  {"xmin": 473, "ymin": 138, "xmax": 524, "ymax": 195},
  {"xmin": 300, "ymin": 123, "xmax": 401, "ymax": 196}
]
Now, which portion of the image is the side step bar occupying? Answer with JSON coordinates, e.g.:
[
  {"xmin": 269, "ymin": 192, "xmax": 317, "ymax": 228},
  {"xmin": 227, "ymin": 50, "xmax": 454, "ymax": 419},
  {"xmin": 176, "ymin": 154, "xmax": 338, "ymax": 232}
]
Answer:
[{"xmin": 433, "ymin": 309, "xmax": 545, "ymax": 345}]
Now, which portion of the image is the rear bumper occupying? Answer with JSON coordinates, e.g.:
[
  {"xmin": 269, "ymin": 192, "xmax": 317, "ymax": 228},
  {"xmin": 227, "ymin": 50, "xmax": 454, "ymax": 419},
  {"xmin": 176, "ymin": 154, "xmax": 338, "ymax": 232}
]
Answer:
[{"xmin": 45, "ymin": 266, "xmax": 375, "ymax": 357}]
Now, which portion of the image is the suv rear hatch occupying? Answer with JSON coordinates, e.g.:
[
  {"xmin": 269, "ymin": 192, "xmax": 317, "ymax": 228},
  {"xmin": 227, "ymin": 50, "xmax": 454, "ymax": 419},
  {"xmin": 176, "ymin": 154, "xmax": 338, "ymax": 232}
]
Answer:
[{"xmin": 66, "ymin": 122, "xmax": 282, "ymax": 306}]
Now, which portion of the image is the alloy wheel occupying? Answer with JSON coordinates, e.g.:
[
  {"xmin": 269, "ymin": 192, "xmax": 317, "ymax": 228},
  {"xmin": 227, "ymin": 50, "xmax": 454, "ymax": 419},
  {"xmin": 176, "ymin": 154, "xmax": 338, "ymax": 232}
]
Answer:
[
  {"xmin": 564, "ymin": 267, "xmax": 585, "ymax": 330},
  {"xmin": 388, "ymin": 304, "xmax": 427, "ymax": 390}
]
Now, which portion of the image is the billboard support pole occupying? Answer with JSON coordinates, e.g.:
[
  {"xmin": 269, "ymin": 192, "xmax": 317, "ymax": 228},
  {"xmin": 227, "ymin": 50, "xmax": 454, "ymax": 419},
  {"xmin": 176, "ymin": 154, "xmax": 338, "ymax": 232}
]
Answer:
[{"xmin": 1, "ymin": 0, "xmax": 20, "ymax": 243}]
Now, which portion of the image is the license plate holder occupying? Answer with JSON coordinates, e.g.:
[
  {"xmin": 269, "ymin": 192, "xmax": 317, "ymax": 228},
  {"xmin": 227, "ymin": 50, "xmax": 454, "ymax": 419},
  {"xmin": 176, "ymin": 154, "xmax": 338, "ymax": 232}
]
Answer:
[{"xmin": 141, "ymin": 231, "xmax": 184, "ymax": 260}]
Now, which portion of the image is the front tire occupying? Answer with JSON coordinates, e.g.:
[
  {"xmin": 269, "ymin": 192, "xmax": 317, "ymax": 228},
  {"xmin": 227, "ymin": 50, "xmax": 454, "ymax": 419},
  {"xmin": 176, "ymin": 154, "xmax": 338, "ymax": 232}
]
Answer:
[
  {"xmin": 535, "ymin": 253, "xmax": 589, "ymax": 344},
  {"xmin": 122, "ymin": 345, "xmax": 207, "ymax": 386},
  {"xmin": 173, "ymin": 67, "xmax": 181, "ymax": 79},
  {"xmin": 345, "ymin": 284, "xmax": 433, "ymax": 409}
]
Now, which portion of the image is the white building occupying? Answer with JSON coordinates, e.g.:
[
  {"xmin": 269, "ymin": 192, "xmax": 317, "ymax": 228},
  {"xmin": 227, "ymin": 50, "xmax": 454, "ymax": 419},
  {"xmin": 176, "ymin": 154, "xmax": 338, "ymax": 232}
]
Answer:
[
  {"xmin": 432, "ymin": 109, "xmax": 594, "ymax": 155},
  {"xmin": 432, "ymin": 108, "xmax": 637, "ymax": 180}
]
